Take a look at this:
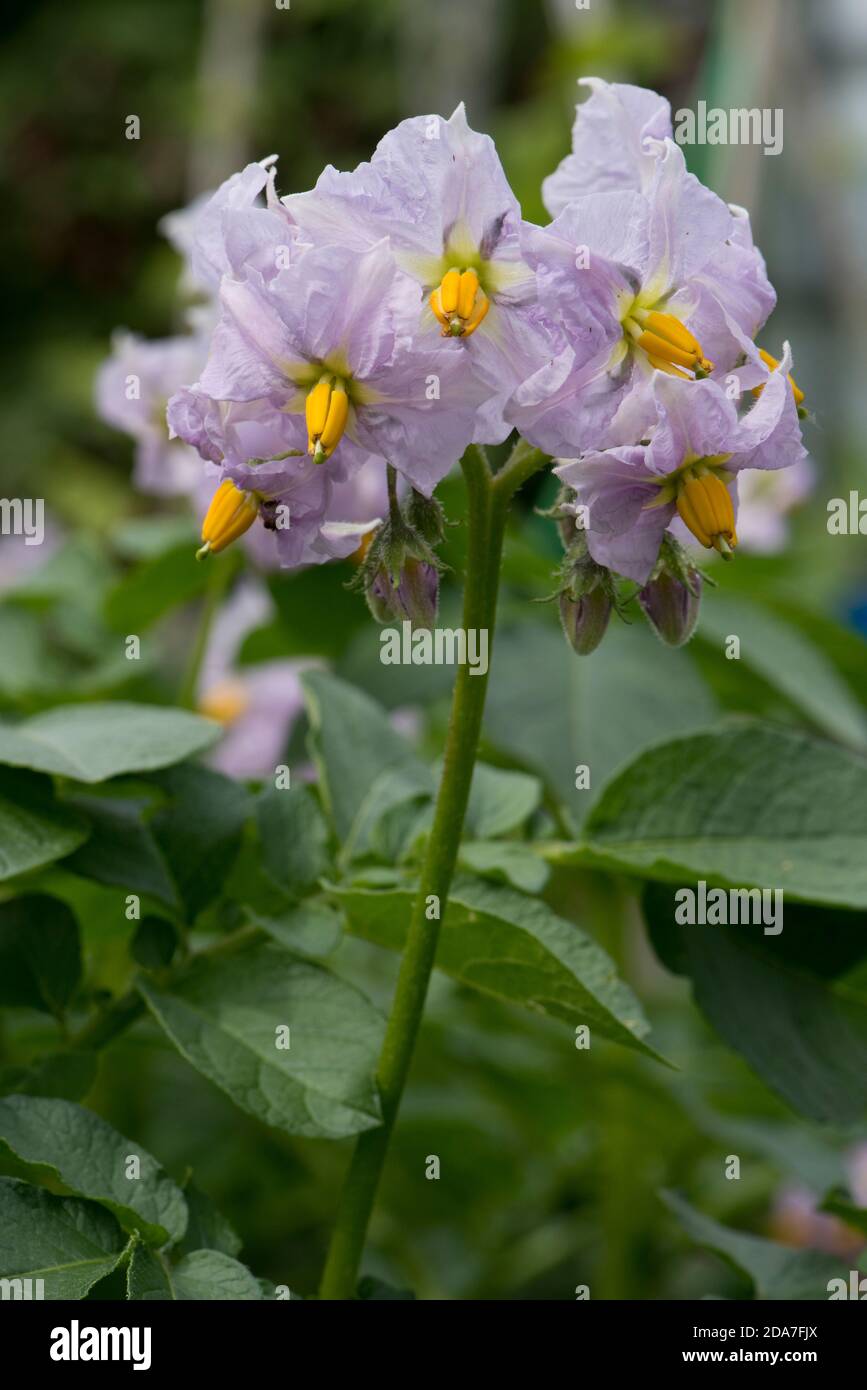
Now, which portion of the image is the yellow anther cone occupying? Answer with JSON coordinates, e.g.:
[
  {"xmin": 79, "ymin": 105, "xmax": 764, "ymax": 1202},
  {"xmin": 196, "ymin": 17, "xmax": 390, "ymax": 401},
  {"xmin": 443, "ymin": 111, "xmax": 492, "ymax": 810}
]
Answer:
[
  {"xmin": 431, "ymin": 268, "xmax": 489, "ymax": 337},
  {"xmin": 638, "ymin": 330, "xmax": 699, "ymax": 371},
  {"xmin": 676, "ymin": 472, "xmax": 737, "ymax": 556},
  {"xmin": 305, "ymin": 380, "xmax": 332, "ymax": 442},
  {"xmin": 462, "ymin": 291, "xmax": 489, "ymax": 337},
  {"xmin": 307, "ymin": 379, "xmax": 349, "ymax": 460},
  {"xmin": 319, "ymin": 385, "xmax": 349, "ymax": 454},
  {"xmin": 197, "ymin": 480, "xmax": 258, "ymax": 558},
  {"xmin": 637, "ymin": 311, "xmax": 713, "ymax": 374},
  {"xmin": 457, "ymin": 269, "xmax": 480, "ymax": 320},
  {"xmin": 440, "ymin": 268, "xmax": 461, "ymax": 314},
  {"xmin": 755, "ymin": 349, "xmax": 805, "ymax": 407}
]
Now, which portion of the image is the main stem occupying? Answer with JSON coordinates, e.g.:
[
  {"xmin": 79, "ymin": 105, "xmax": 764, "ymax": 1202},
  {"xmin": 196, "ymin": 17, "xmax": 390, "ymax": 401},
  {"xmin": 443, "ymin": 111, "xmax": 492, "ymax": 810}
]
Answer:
[{"xmin": 319, "ymin": 441, "xmax": 544, "ymax": 1299}]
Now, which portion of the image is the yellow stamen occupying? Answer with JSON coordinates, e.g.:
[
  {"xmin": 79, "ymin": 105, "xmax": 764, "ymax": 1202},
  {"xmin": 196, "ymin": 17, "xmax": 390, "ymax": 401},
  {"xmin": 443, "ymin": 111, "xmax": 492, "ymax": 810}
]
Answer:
[
  {"xmin": 430, "ymin": 287, "xmax": 449, "ymax": 329},
  {"xmin": 431, "ymin": 268, "xmax": 489, "ymax": 338},
  {"xmin": 440, "ymin": 268, "xmax": 461, "ymax": 315},
  {"xmin": 644, "ymin": 352, "xmax": 692, "ymax": 380},
  {"xmin": 306, "ymin": 377, "xmax": 349, "ymax": 462},
  {"xmin": 305, "ymin": 379, "xmax": 331, "ymax": 441},
  {"xmin": 197, "ymin": 480, "xmax": 258, "ymax": 559},
  {"xmin": 676, "ymin": 470, "xmax": 737, "ymax": 557},
  {"xmin": 457, "ymin": 269, "xmax": 480, "ymax": 320},
  {"xmin": 319, "ymin": 384, "xmax": 349, "ymax": 453},
  {"xmin": 462, "ymin": 293, "xmax": 490, "ymax": 337},
  {"xmin": 754, "ymin": 348, "xmax": 805, "ymax": 407},
  {"xmin": 198, "ymin": 678, "xmax": 251, "ymax": 726},
  {"xmin": 628, "ymin": 309, "xmax": 714, "ymax": 375},
  {"xmin": 638, "ymin": 331, "xmax": 700, "ymax": 371}
]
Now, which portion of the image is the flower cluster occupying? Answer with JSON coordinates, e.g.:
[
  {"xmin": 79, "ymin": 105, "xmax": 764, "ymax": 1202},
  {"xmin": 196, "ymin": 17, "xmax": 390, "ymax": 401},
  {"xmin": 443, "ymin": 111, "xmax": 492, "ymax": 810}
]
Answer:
[{"xmin": 97, "ymin": 77, "xmax": 810, "ymax": 650}]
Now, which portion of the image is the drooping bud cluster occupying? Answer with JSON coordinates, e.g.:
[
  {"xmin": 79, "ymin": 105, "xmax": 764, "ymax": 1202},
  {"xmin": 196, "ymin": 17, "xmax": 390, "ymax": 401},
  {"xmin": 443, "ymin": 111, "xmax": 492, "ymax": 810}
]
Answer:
[
  {"xmin": 351, "ymin": 474, "xmax": 446, "ymax": 631},
  {"xmin": 637, "ymin": 535, "xmax": 705, "ymax": 648},
  {"xmin": 550, "ymin": 505, "xmax": 619, "ymax": 656}
]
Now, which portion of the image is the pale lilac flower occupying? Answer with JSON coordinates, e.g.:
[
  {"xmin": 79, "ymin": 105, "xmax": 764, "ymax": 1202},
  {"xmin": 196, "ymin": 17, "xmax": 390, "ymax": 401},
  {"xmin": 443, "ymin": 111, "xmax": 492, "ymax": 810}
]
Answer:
[
  {"xmin": 734, "ymin": 454, "xmax": 815, "ymax": 553},
  {"xmin": 769, "ymin": 1187, "xmax": 863, "ymax": 1257},
  {"xmin": 183, "ymin": 237, "xmax": 489, "ymax": 495},
  {"xmin": 282, "ymin": 104, "xmax": 554, "ymax": 443},
  {"xmin": 0, "ymin": 524, "xmax": 62, "ymax": 593},
  {"xmin": 768, "ymin": 1145, "xmax": 867, "ymax": 1258},
  {"xmin": 159, "ymin": 156, "xmax": 290, "ymax": 297},
  {"xmin": 95, "ymin": 331, "xmax": 207, "ymax": 496},
  {"xmin": 543, "ymin": 77, "xmax": 673, "ymax": 213},
  {"xmin": 169, "ymin": 389, "xmax": 384, "ymax": 568},
  {"xmin": 555, "ymin": 352, "xmax": 806, "ymax": 584},
  {"xmin": 507, "ymin": 81, "xmax": 776, "ymax": 454},
  {"xmin": 196, "ymin": 578, "xmax": 306, "ymax": 780}
]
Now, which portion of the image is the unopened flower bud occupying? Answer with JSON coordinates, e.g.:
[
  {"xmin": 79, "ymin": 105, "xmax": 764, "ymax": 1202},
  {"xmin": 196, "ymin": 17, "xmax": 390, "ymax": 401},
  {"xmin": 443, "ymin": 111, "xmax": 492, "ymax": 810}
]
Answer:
[
  {"xmin": 559, "ymin": 587, "xmax": 612, "ymax": 656},
  {"xmin": 404, "ymin": 489, "xmax": 446, "ymax": 547},
  {"xmin": 638, "ymin": 568, "xmax": 702, "ymax": 647},
  {"xmin": 368, "ymin": 558, "xmax": 439, "ymax": 630}
]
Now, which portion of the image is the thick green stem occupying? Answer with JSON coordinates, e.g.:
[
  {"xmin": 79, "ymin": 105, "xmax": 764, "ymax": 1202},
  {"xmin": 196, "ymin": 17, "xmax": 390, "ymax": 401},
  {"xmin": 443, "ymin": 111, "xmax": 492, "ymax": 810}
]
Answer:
[{"xmin": 319, "ymin": 441, "xmax": 544, "ymax": 1299}]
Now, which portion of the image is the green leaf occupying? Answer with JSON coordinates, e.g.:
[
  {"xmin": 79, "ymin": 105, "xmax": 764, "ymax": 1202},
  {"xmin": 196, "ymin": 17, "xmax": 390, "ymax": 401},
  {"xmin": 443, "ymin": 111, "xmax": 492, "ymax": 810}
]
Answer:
[
  {"xmin": 256, "ymin": 784, "xmax": 331, "ymax": 894},
  {"xmin": 330, "ymin": 875, "xmax": 661, "ymax": 1059},
  {"xmin": 0, "ymin": 1051, "xmax": 97, "ymax": 1103},
  {"xmin": 126, "ymin": 1242, "xmax": 262, "ymax": 1300},
  {"xmin": 103, "ymin": 542, "xmax": 216, "ymax": 632},
  {"xmin": 339, "ymin": 763, "xmax": 434, "ymax": 868},
  {"xmin": 138, "ymin": 939, "xmax": 384, "ymax": 1138},
  {"xmin": 0, "ymin": 894, "xmax": 82, "ymax": 1015},
  {"xmin": 4, "ymin": 536, "xmax": 114, "ymax": 611},
  {"xmin": 302, "ymin": 671, "xmax": 424, "ymax": 842},
  {"xmin": 246, "ymin": 899, "xmax": 344, "ymax": 959},
  {"xmin": 112, "ymin": 517, "xmax": 199, "ymax": 561},
  {"xmin": 582, "ymin": 721, "xmax": 867, "ymax": 908},
  {"xmin": 643, "ymin": 884, "xmax": 867, "ymax": 1123},
  {"xmin": 130, "ymin": 916, "xmax": 178, "ymax": 970},
  {"xmin": 465, "ymin": 763, "xmax": 542, "ymax": 839},
  {"xmin": 150, "ymin": 764, "xmax": 250, "ymax": 918},
  {"xmin": 174, "ymin": 1181, "xmax": 242, "ymax": 1259},
  {"xmin": 0, "ymin": 607, "xmax": 67, "ymax": 700},
  {"xmin": 0, "ymin": 768, "xmax": 88, "ymax": 881},
  {"xmin": 0, "ymin": 1096, "xmax": 187, "ymax": 1247},
  {"xmin": 698, "ymin": 593, "xmax": 867, "ymax": 749},
  {"xmin": 662, "ymin": 1191, "xmax": 846, "ymax": 1300},
  {"xmin": 64, "ymin": 793, "xmax": 178, "ymax": 907},
  {"xmin": 458, "ymin": 841, "xmax": 550, "ymax": 893},
  {"xmin": 0, "ymin": 1177, "xmax": 127, "ymax": 1299},
  {"xmin": 0, "ymin": 703, "xmax": 219, "ymax": 783},
  {"xmin": 252, "ymin": 564, "xmax": 368, "ymax": 662},
  {"xmin": 485, "ymin": 620, "xmax": 717, "ymax": 819},
  {"xmin": 818, "ymin": 1191, "xmax": 867, "ymax": 1237}
]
